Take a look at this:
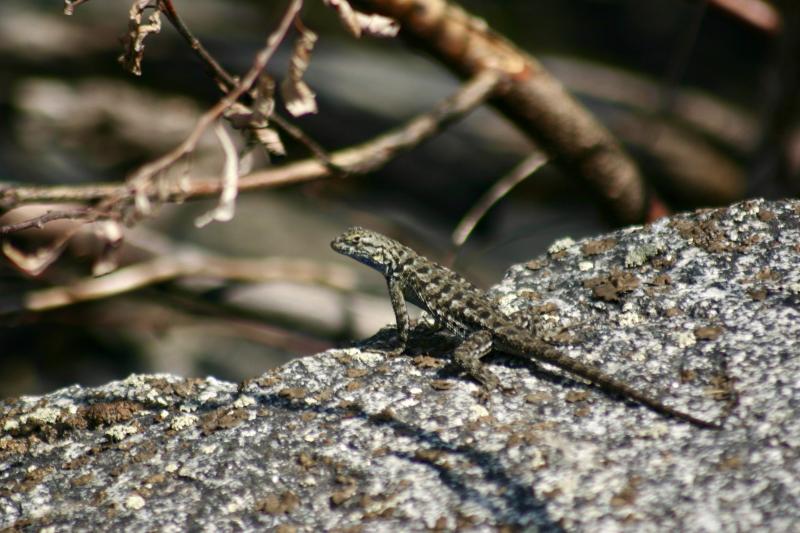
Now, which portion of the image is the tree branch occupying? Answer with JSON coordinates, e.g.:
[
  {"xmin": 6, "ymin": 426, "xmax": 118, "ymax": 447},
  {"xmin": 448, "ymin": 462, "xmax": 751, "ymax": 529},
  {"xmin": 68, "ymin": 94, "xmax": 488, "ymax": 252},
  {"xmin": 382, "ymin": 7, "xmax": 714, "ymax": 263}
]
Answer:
[
  {"xmin": 158, "ymin": 0, "xmax": 238, "ymax": 89},
  {"xmin": 158, "ymin": 0, "xmax": 342, "ymax": 174},
  {"xmin": 352, "ymin": 0, "xmax": 660, "ymax": 223},
  {"xmin": 124, "ymin": 0, "xmax": 304, "ymax": 209},
  {"xmin": 0, "ymin": 208, "xmax": 96, "ymax": 235},
  {"xmin": 451, "ymin": 152, "xmax": 548, "ymax": 248},
  {"xmin": 1, "ymin": 69, "xmax": 502, "ymax": 207},
  {"xmin": 0, "ymin": 251, "xmax": 357, "ymax": 315}
]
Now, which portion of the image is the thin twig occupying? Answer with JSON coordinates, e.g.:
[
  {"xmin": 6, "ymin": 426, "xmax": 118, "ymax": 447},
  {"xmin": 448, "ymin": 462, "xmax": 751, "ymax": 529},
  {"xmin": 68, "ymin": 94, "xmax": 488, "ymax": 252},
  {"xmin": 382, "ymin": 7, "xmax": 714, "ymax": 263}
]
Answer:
[
  {"xmin": 126, "ymin": 0, "xmax": 303, "ymax": 195},
  {"xmin": 0, "ymin": 183, "xmax": 124, "ymax": 209},
  {"xmin": 158, "ymin": 0, "xmax": 342, "ymax": 174},
  {"xmin": 183, "ymin": 69, "xmax": 504, "ymax": 190},
  {"xmin": 660, "ymin": 1, "xmax": 708, "ymax": 115},
  {"xmin": 451, "ymin": 152, "xmax": 548, "ymax": 248},
  {"xmin": 352, "ymin": 0, "xmax": 653, "ymax": 223},
  {"xmin": 158, "ymin": 0, "xmax": 237, "ymax": 89},
  {"xmin": 2, "ymin": 69, "xmax": 503, "ymax": 206},
  {"xmin": 270, "ymin": 112, "xmax": 345, "ymax": 175},
  {"xmin": 0, "ymin": 253, "xmax": 357, "ymax": 315},
  {"xmin": 0, "ymin": 208, "xmax": 96, "ymax": 235}
]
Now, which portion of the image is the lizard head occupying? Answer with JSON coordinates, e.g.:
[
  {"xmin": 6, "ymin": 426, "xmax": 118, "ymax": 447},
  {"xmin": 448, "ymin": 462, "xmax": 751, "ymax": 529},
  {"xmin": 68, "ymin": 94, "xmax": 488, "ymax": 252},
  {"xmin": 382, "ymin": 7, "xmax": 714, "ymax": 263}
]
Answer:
[{"xmin": 331, "ymin": 226, "xmax": 411, "ymax": 275}]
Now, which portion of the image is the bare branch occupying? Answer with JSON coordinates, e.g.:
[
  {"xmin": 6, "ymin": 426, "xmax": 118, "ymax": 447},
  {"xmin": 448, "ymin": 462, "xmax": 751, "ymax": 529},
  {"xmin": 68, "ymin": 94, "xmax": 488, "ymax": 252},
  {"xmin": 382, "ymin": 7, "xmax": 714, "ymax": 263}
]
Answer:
[
  {"xmin": 125, "ymin": 0, "xmax": 303, "ymax": 210},
  {"xmin": 2, "ymin": 219, "xmax": 89, "ymax": 276},
  {"xmin": 271, "ymin": 112, "xmax": 343, "ymax": 174},
  {"xmin": 0, "ymin": 183, "xmax": 124, "ymax": 210},
  {"xmin": 157, "ymin": 0, "xmax": 237, "ymax": 90},
  {"xmin": 2, "ymin": 69, "xmax": 502, "ymax": 206},
  {"xmin": 0, "ymin": 208, "xmax": 96, "ymax": 235},
  {"xmin": 157, "ymin": 1, "xmax": 343, "ymax": 175},
  {"xmin": 2, "ymin": 237, "xmax": 73, "ymax": 277},
  {"xmin": 176, "ymin": 68, "xmax": 503, "ymax": 190},
  {"xmin": 352, "ymin": 0, "xmax": 654, "ymax": 223},
  {"xmin": 0, "ymin": 252, "xmax": 357, "ymax": 315},
  {"xmin": 451, "ymin": 152, "xmax": 548, "ymax": 248}
]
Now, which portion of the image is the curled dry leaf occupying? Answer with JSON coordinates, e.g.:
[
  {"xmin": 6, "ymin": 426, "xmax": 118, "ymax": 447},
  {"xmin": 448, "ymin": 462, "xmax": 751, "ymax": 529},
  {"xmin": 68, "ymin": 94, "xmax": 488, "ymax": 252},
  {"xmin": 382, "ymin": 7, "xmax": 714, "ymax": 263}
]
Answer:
[
  {"xmin": 195, "ymin": 123, "xmax": 240, "ymax": 228},
  {"xmin": 252, "ymin": 77, "xmax": 285, "ymax": 154},
  {"xmin": 223, "ymin": 77, "xmax": 285, "ymax": 156},
  {"xmin": 353, "ymin": 12, "xmax": 400, "ymax": 37},
  {"xmin": 254, "ymin": 74, "xmax": 276, "ymax": 119},
  {"xmin": 224, "ymin": 107, "xmax": 286, "ymax": 157},
  {"xmin": 119, "ymin": 0, "xmax": 162, "ymax": 76},
  {"xmin": 323, "ymin": 0, "xmax": 361, "ymax": 37},
  {"xmin": 322, "ymin": 0, "xmax": 399, "ymax": 38},
  {"xmin": 253, "ymin": 127, "xmax": 286, "ymax": 156},
  {"xmin": 281, "ymin": 26, "xmax": 318, "ymax": 117},
  {"xmin": 224, "ymin": 102, "xmax": 261, "ymax": 130}
]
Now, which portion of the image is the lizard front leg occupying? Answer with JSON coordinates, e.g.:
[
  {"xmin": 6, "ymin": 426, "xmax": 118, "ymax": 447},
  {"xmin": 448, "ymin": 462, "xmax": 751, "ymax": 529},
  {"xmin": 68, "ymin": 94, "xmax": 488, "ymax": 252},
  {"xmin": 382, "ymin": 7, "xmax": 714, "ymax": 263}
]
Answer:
[
  {"xmin": 386, "ymin": 275, "xmax": 411, "ymax": 352},
  {"xmin": 453, "ymin": 330, "xmax": 500, "ymax": 389}
]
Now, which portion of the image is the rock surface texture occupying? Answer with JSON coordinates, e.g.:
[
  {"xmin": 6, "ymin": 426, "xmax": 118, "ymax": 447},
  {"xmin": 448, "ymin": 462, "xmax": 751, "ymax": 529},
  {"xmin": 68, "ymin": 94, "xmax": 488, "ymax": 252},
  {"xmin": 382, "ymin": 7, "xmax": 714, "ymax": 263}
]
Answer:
[{"xmin": 1, "ymin": 199, "xmax": 799, "ymax": 532}]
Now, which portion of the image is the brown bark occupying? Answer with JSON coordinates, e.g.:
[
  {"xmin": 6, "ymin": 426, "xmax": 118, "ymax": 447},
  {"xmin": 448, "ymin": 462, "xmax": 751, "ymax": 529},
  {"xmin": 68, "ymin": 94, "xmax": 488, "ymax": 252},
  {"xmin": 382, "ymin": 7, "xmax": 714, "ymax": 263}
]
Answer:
[{"xmin": 353, "ymin": 0, "xmax": 657, "ymax": 223}]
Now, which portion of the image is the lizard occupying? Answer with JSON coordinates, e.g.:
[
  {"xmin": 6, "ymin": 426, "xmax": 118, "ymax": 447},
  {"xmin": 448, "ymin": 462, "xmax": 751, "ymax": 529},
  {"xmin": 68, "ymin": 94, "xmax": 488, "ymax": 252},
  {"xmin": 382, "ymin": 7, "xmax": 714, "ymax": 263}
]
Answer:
[{"xmin": 331, "ymin": 226, "xmax": 721, "ymax": 429}]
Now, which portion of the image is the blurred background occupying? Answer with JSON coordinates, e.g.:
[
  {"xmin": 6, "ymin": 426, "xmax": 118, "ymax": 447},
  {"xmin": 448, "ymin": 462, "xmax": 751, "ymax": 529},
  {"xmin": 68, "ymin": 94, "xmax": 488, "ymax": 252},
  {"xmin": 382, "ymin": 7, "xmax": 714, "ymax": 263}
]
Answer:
[{"xmin": 0, "ymin": 0, "xmax": 796, "ymax": 397}]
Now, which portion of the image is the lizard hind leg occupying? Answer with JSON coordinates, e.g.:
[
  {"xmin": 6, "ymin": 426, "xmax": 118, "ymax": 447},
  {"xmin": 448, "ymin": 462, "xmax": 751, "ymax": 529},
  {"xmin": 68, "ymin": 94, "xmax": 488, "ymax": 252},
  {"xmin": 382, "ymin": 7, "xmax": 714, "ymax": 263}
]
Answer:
[{"xmin": 452, "ymin": 330, "xmax": 500, "ymax": 389}]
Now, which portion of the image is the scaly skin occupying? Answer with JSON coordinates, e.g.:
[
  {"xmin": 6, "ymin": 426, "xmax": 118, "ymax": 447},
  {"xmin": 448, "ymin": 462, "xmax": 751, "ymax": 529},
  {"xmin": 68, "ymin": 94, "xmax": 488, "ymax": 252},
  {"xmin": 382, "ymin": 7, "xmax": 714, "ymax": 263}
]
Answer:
[{"xmin": 332, "ymin": 226, "xmax": 720, "ymax": 429}]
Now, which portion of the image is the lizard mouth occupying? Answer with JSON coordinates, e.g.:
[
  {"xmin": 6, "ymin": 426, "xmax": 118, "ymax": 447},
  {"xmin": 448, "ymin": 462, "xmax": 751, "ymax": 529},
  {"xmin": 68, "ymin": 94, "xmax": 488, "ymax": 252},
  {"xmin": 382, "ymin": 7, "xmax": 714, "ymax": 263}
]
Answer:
[{"xmin": 330, "ymin": 238, "xmax": 349, "ymax": 254}]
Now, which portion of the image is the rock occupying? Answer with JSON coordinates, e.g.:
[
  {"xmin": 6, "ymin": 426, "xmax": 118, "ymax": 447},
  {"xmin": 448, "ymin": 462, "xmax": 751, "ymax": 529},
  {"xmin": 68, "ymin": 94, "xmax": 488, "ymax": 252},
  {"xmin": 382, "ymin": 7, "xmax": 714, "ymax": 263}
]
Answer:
[{"xmin": 2, "ymin": 198, "xmax": 799, "ymax": 531}]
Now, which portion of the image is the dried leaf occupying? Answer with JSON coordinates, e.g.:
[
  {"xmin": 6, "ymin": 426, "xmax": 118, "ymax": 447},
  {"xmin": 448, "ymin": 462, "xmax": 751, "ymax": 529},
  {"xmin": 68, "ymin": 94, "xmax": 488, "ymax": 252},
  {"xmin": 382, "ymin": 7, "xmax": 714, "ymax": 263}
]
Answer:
[
  {"xmin": 224, "ymin": 102, "xmax": 260, "ymax": 130},
  {"xmin": 195, "ymin": 123, "xmax": 240, "ymax": 228},
  {"xmin": 223, "ymin": 97, "xmax": 284, "ymax": 155},
  {"xmin": 281, "ymin": 80, "xmax": 317, "ymax": 117},
  {"xmin": 323, "ymin": 0, "xmax": 361, "ymax": 37},
  {"xmin": 254, "ymin": 127, "xmax": 286, "ymax": 155},
  {"xmin": 323, "ymin": 0, "xmax": 399, "ymax": 38},
  {"xmin": 253, "ymin": 74, "xmax": 276, "ymax": 119},
  {"xmin": 281, "ymin": 27, "xmax": 318, "ymax": 117},
  {"xmin": 354, "ymin": 12, "xmax": 400, "ymax": 37},
  {"xmin": 118, "ymin": 0, "xmax": 162, "ymax": 76}
]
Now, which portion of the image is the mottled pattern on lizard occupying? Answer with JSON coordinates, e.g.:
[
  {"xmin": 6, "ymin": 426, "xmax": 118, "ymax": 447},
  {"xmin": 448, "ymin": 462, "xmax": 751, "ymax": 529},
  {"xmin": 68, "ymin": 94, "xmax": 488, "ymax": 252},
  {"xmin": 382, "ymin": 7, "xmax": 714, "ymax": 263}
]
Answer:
[{"xmin": 332, "ymin": 226, "xmax": 720, "ymax": 429}]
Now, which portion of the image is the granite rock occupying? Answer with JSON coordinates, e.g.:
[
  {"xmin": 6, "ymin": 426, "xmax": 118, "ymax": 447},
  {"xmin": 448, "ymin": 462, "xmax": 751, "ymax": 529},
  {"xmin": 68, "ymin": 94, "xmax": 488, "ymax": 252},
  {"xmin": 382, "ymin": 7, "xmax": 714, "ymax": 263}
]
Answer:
[{"xmin": 1, "ymin": 199, "xmax": 799, "ymax": 532}]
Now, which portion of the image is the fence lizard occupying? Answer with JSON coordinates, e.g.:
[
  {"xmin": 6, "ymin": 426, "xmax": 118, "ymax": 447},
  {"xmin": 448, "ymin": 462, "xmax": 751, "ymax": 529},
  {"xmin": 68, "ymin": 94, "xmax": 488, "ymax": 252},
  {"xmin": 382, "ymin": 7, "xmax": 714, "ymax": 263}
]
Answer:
[{"xmin": 332, "ymin": 226, "xmax": 720, "ymax": 429}]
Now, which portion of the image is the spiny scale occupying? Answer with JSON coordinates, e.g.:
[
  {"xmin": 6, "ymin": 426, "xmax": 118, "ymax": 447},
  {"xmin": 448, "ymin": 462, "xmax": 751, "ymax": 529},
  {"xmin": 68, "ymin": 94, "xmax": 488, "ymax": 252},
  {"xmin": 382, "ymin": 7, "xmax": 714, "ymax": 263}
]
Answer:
[{"xmin": 331, "ymin": 226, "xmax": 720, "ymax": 429}]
